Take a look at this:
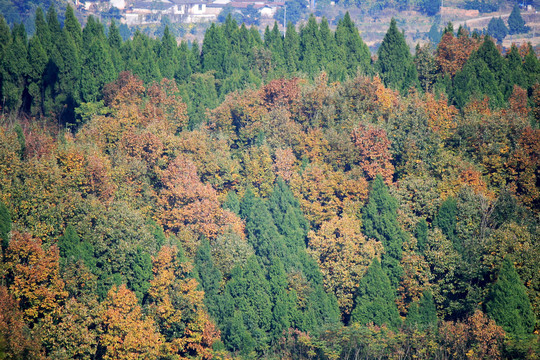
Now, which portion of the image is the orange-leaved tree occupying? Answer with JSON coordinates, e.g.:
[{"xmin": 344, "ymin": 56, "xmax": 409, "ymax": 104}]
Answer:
[
  {"xmin": 158, "ymin": 154, "xmax": 244, "ymax": 240},
  {"xmin": 147, "ymin": 245, "xmax": 220, "ymax": 359},
  {"xmin": 100, "ymin": 284, "xmax": 162, "ymax": 360},
  {"xmin": 4, "ymin": 231, "xmax": 67, "ymax": 323},
  {"xmin": 351, "ymin": 123, "xmax": 394, "ymax": 184}
]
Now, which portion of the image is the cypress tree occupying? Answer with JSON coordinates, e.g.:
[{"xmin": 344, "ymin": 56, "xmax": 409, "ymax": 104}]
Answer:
[
  {"xmin": 242, "ymin": 195, "xmax": 287, "ymax": 266},
  {"xmin": 186, "ymin": 71, "xmax": 217, "ymax": 129},
  {"xmin": 476, "ymin": 37, "xmax": 504, "ymax": 82},
  {"xmin": 46, "ymin": 6, "xmax": 61, "ymax": 38},
  {"xmin": 434, "ymin": 197, "xmax": 458, "ymax": 249},
  {"xmin": 415, "ymin": 218, "xmax": 428, "ymax": 254},
  {"xmin": 487, "ymin": 17, "xmax": 508, "ymax": 43},
  {"xmin": 267, "ymin": 259, "xmax": 296, "ymax": 340},
  {"xmin": 34, "ymin": 8, "xmax": 52, "ymax": 56},
  {"xmin": 108, "ymin": 20, "xmax": 124, "ymax": 72},
  {"xmin": 406, "ymin": 290, "xmax": 438, "ymax": 329},
  {"xmin": 249, "ymin": 25, "xmax": 262, "ymax": 46},
  {"xmin": 283, "ymin": 21, "xmax": 300, "ymax": 73},
  {"xmin": 299, "ymin": 15, "xmax": 322, "ymax": 76},
  {"xmin": 222, "ymin": 310, "xmax": 256, "ymax": 355},
  {"xmin": 268, "ymin": 178, "xmax": 309, "ymax": 251},
  {"xmin": 236, "ymin": 23, "xmax": 253, "ymax": 67},
  {"xmin": 27, "ymin": 36, "xmax": 48, "ymax": 116},
  {"xmin": 194, "ymin": 238, "xmax": 223, "ymax": 318},
  {"xmin": 377, "ymin": 18, "xmax": 418, "ymax": 93},
  {"xmin": 158, "ymin": 26, "xmax": 177, "ymax": 80},
  {"xmin": 335, "ymin": 12, "xmax": 371, "ymax": 76},
  {"xmin": 503, "ymin": 45, "xmax": 527, "ymax": 99},
  {"xmin": 362, "ymin": 175, "xmax": 405, "ymax": 288},
  {"xmin": 222, "ymin": 256, "xmax": 273, "ymax": 352},
  {"xmin": 189, "ymin": 39, "xmax": 201, "ymax": 73},
  {"xmin": 484, "ymin": 258, "xmax": 535, "ymax": 336},
  {"xmin": 266, "ymin": 22, "xmax": 285, "ymax": 71},
  {"xmin": 202, "ymin": 23, "xmax": 227, "ymax": 78},
  {"xmin": 350, "ymin": 258, "xmax": 402, "ymax": 329},
  {"xmin": 522, "ymin": 45, "xmax": 540, "ymax": 89},
  {"xmin": 2, "ymin": 23, "xmax": 29, "ymax": 113},
  {"xmin": 128, "ymin": 30, "xmax": 160, "ymax": 84},
  {"xmin": 0, "ymin": 201, "xmax": 11, "ymax": 251},
  {"xmin": 224, "ymin": 190, "xmax": 240, "ymax": 215},
  {"xmin": 64, "ymin": 5, "xmax": 82, "ymax": 50},
  {"xmin": 508, "ymin": 5, "xmax": 528, "ymax": 35},
  {"xmin": 175, "ymin": 40, "xmax": 192, "ymax": 82},
  {"xmin": 80, "ymin": 35, "xmax": 116, "ymax": 104},
  {"xmin": 83, "ymin": 15, "xmax": 106, "ymax": 45},
  {"xmin": 452, "ymin": 46, "xmax": 504, "ymax": 108},
  {"xmin": 318, "ymin": 17, "xmax": 336, "ymax": 69},
  {"xmin": 58, "ymin": 225, "xmax": 96, "ymax": 270},
  {"xmin": 0, "ymin": 15, "xmax": 10, "ymax": 54}
]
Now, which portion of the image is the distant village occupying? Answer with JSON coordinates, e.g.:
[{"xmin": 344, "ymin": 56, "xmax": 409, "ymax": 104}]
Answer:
[{"xmin": 75, "ymin": 0, "xmax": 286, "ymax": 25}]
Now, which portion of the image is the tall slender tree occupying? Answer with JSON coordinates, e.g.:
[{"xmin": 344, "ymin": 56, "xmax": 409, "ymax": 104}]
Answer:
[
  {"xmin": 362, "ymin": 175, "xmax": 405, "ymax": 288},
  {"xmin": 484, "ymin": 258, "xmax": 535, "ymax": 336},
  {"xmin": 377, "ymin": 18, "xmax": 418, "ymax": 93},
  {"xmin": 350, "ymin": 258, "xmax": 402, "ymax": 329}
]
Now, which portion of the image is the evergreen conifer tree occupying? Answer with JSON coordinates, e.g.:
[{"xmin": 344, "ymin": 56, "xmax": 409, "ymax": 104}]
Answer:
[
  {"xmin": 335, "ymin": 12, "xmax": 371, "ymax": 77},
  {"xmin": 452, "ymin": 50, "xmax": 504, "ymax": 109},
  {"xmin": 242, "ymin": 195, "xmax": 287, "ymax": 266},
  {"xmin": 415, "ymin": 218, "xmax": 428, "ymax": 254},
  {"xmin": 175, "ymin": 40, "xmax": 192, "ymax": 82},
  {"xmin": 406, "ymin": 290, "xmax": 438, "ymax": 329},
  {"xmin": 299, "ymin": 15, "xmax": 322, "ymax": 76},
  {"xmin": 377, "ymin": 18, "xmax": 418, "ymax": 93},
  {"xmin": 508, "ymin": 5, "xmax": 528, "ymax": 35},
  {"xmin": 503, "ymin": 45, "xmax": 527, "ymax": 99},
  {"xmin": 221, "ymin": 256, "xmax": 273, "ymax": 352},
  {"xmin": 284, "ymin": 22, "xmax": 300, "ymax": 73},
  {"xmin": 58, "ymin": 225, "xmax": 96, "ymax": 270},
  {"xmin": 27, "ymin": 35, "xmax": 48, "ymax": 116},
  {"xmin": 362, "ymin": 175, "xmax": 405, "ymax": 288},
  {"xmin": 350, "ymin": 258, "xmax": 402, "ymax": 329},
  {"xmin": 487, "ymin": 17, "xmax": 508, "ymax": 43},
  {"xmin": 34, "ymin": 8, "xmax": 52, "ymax": 56},
  {"xmin": 64, "ymin": 5, "xmax": 82, "ymax": 50},
  {"xmin": 268, "ymin": 178, "xmax": 309, "ymax": 251},
  {"xmin": 523, "ymin": 44, "xmax": 540, "ymax": 88},
  {"xmin": 195, "ymin": 238, "xmax": 223, "ymax": 318},
  {"xmin": 158, "ymin": 26, "xmax": 178, "ymax": 80},
  {"xmin": 434, "ymin": 197, "xmax": 458, "ymax": 249},
  {"xmin": 0, "ymin": 201, "xmax": 11, "ymax": 251},
  {"xmin": 190, "ymin": 39, "xmax": 202, "ymax": 73},
  {"xmin": 80, "ymin": 35, "xmax": 116, "ymax": 104},
  {"xmin": 267, "ymin": 259, "xmax": 296, "ymax": 340},
  {"xmin": 128, "ymin": 30, "xmax": 161, "ymax": 84},
  {"xmin": 1, "ymin": 22, "xmax": 28, "ymax": 113},
  {"xmin": 202, "ymin": 23, "xmax": 227, "ymax": 78},
  {"xmin": 46, "ymin": 6, "xmax": 61, "ymax": 38},
  {"xmin": 484, "ymin": 258, "xmax": 535, "ymax": 336},
  {"xmin": 318, "ymin": 17, "xmax": 335, "ymax": 69},
  {"xmin": 107, "ymin": 20, "xmax": 124, "ymax": 72}
]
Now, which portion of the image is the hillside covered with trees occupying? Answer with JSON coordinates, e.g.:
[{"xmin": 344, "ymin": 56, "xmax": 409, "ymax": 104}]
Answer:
[{"xmin": 0, "ymin": 5, "xmax": 539, "ymax": 359}]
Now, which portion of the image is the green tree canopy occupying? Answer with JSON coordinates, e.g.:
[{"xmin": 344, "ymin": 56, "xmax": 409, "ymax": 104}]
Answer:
[
  {"xmin": 484, "ymin": 258, "xmax": 536, "ymax": 336},
  {"xmin": 362, "ymin": 175, "xmax": 405, "ymax": 288},
  {"xmin": 508, "ymin": 5, "xmax": 528, "ymax": 35},
  {"xmin": 487, "ymin": 17, "xmax": 508, "ymax": 42},
  {"xmin": 377, "ymin": 18, "xmax": 418, "ymax": 93},
  {"xmin": 350, "ymin": 258, "xmax": 402, "ymax": 329}
]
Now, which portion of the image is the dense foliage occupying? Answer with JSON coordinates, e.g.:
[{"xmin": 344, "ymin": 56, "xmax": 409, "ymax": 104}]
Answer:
[{"xmin": 0, "ymin": 6, "xmax": 539, "ymax": 359}]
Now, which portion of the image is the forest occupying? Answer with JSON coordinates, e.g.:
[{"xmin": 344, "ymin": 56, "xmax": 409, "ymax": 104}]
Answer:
[{"xmin": 0, "ymin": 4, "xmax": 539, "ymax": 359}]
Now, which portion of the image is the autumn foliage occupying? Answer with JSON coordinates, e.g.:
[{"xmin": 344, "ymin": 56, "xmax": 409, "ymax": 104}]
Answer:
[{"xmin": 0, "ymin": 12, "xmax": 539, "ymax": 359}]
